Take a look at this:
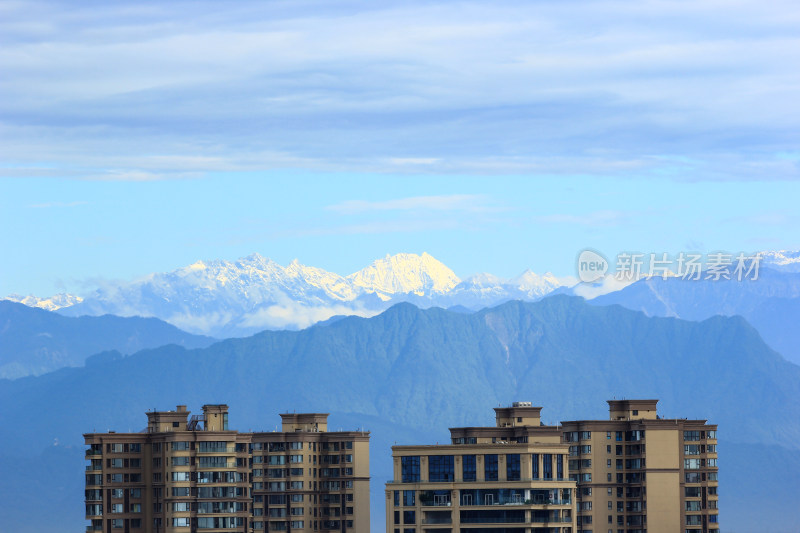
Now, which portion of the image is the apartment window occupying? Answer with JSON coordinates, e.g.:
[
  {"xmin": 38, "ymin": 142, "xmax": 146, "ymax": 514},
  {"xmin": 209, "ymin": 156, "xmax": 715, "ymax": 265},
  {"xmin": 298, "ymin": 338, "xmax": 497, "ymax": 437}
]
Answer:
[
  {"xmin": 543, "ymin": 454, "xmax": 553, "ymax": 480},
  {"xmin": 616, "ymin": 432, "xmax": 623, "ymax": 441},
  {"xmin": 130, "ymin": 519, "xmax": 141, "ymax": 529},
  {"xmin": 607, "ymin": 459, "xmax": 611, "ymax": 468},
  {"xmin": 580, "ymin": 431, "xmax": 592, "ymax": 440},
  {"xmin": 172, "ymin": 518, "xmax": 190, "ymax": 527},
  {"xmin": 707, "ymin": 458, "xmax": 718, "ymax": 467},
  {"xmin": 197, "ymin": 441, "xmax": 230, "ymax": 452},
  {"xmin": 172, "ymin": 456, "xmax": 190, "ymax": 466},
  {"xmin": 112, "ymin": 489, "xmax": 124, "ymax": 498},
  {"xmin": 394, "ymin": 491, "xmax": 400, "ymax": 506},
  {"xmin": 151, "ymin": 443, "xmax": 161, "ymax": 452},
  {"xmin": 506, "ymin": 454, "xmax": 521, "ymax": 481},
  {"xmin": 581, "ymin": 487, "xmax": 592, "ymax": 496},
  {"xmin": 532, "ymin": 453, "xmax": 539, "ymax": 479},
  {"xmin": 130, "ymin": 504, "xmax": 141, "ymax": 513},
  {"xmin": 404, "ymin": 490, "xmax": 415, "ymax": 506},
  {"xmin": 112, "ymin": 519, "xmax": 123, "ymax": 529},
  {"xmin": 403, "ymin": 510, "xmax": 416, "ymax": 524},
  {"xmin": 556, "ymin": 454, "xmax": 564, "ymax": 480},
  {"xmin": 172, "ymin": 487, "xmax": 190, "ymax": 497},
  {"xmin": 171, "ymin": 441, "xmax": 189, "ymax": 451},
  {"xmin": 484, "ymin": 454, "xmax": 498, "ymax": 481},
  {"xmin": 428, "ymin": 455, "xmax": 455, "ymax": 482},
  {"xmin": 565, "ymin": 432, "xmax": 579, "ymax": 442},
  {"xmin": 607, "ymin": 432, "xmax": 611, "ymax": 439},
  {"xmin": 607, "ymin": 445, "xmax": 611, "ymax": 453},
  {"xmin": 462, "ymin": 454, "xmax": 476, "ymax": 481},
  {"xmin": 579, "ymin": 502, "xmax": 592, "ymax": 511},
  {"xmin": 684, "ymin": 431, "xmax": 701, "ymax": 441},
  {"xmin": 684, "ymin": 459, "xmax": 702, "ymax": 470},
  {"xmin": 707, "ymin": 430, "xmax": 717, "ymax": 439},
  {"xmin": 129, "ymin": 443, "xmax": 141, "ymax": 453},
  {"xmin": 111, "ymin": 504, "xmax": 123, "ymax": 513},
  {"xmin": 401, "ymin": 456, "xmax": 420, "ymax": 483},
  {"xmin": 172, "ymin": 472, "xmax": 190, "ymax": 481}
]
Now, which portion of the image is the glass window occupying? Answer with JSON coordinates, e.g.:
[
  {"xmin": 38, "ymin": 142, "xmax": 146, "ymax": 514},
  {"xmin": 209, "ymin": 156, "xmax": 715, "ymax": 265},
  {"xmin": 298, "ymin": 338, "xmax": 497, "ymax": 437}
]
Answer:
[
  {"xmin": 428, "ymin": 455, "xmax": 454, "ymax": 482},
  {"xmin": 401, "ymin": 456, "xmax": 420, "ymax": 483},
  {"xmin": 506, "ymin": 454, "xmax": 521, "ymax": 481},
  {"xmin": 462, "ymin": 455, "xmax": 476, "ymax": 482},
  {"xmin": 484, "ymin": 454, "xmax": 498, "ymax": 481},
  {"xmin": 543, "ymin": 454, "xmax": 553, "ymax": 480},
  {"xmin": 556, "ymin": 454, "xmax": 564, "ymax": 480},
  {"xmin": 403, "ymin": 490, "xmax": 415, "ymax": 506},
  {"xmin": 532, "ymin": 453, "xmax": 539, "ymax": 479}
]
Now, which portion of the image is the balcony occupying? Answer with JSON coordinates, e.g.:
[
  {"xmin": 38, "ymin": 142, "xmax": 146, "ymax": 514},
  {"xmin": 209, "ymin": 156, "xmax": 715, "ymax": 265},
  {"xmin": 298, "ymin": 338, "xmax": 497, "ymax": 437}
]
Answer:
[{"xmin": 86, "ymin": 526, "xmax": 103, "ymax": 532}]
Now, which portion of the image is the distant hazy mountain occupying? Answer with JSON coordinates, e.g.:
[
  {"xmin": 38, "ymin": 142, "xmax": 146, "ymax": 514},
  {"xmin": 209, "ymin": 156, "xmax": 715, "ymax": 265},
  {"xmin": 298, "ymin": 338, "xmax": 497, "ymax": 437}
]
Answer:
[
  {"xmin": 591, "ymin": 267, "xmax": 800, "ymax": 365},
  {"xmin": 0, "ymin": 300, "xmax": 215, "ymax": 379},
  {"xmin": 1, "ymin": 296, "xmax": 798, "ymax": 532},
  {"xmin": 6, "ymin": 252, "xmax": 574, "ymax": 337},
  {"xmin": 3, "ymin": 292, "xmax": 83, "ymax": 311},
  {"xmin": 760, "ymin": 250, "xmax": 800, "ymax": 272}
]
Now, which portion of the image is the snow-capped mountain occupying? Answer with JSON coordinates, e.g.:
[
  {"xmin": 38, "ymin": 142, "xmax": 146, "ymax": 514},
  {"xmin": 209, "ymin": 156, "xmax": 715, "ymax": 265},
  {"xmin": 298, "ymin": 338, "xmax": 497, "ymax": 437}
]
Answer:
[
  {"xmin": 760, "ymin": 250, "xmax": 800, "ymax": 272},
  {"xmin": 347, "ymin": 252, "xmax": 459, "ymax": 299},
  {"xmin": 4, "ymin": 252, "xmax": 575, "ymax": 337},
  {"xmin": 3, "ymin": 293, "xmax": 83, "ymax": 311}
]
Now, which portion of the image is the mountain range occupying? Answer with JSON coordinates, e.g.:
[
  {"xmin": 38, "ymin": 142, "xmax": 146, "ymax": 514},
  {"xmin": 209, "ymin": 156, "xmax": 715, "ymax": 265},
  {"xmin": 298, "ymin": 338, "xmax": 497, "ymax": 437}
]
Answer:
[
  {"xmin": 4, "ymin": 252, "xmax": 574, "ymax": 337},
  {"xmin": 0, "ymin": 300, "xmax": 215, "ymax": 379},
  {"xmin": 1, "ymin": 296, "xmax": 798, "ymax": 532},
  {"xmin": 590, "ymin": 266, "xmax": 800, "ymax": 365}
]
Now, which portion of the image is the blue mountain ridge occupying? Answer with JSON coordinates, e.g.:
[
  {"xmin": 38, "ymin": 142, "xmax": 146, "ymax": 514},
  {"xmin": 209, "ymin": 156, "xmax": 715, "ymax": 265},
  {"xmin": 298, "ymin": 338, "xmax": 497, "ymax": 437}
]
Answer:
[
  {"xmin": 0, "ymin": 295, "xmax": 798, "ymax": 532},
  {"xmin": 0, "ymin": 300, "xmax": 216, "ymax": 379}
]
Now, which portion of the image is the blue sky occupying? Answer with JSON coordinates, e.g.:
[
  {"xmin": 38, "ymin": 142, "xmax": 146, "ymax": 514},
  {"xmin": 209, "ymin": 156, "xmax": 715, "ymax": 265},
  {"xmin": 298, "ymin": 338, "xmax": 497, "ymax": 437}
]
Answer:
[{"xmin": 1, "ymin": 0, "xmax": 799, "ymax": 296}]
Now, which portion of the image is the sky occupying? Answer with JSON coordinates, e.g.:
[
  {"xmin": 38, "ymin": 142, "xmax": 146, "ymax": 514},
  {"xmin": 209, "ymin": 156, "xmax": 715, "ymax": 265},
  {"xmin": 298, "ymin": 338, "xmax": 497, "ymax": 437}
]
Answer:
[{"xmin": 1, "ymin": 0, "xmax": 799, "ymax": 296}]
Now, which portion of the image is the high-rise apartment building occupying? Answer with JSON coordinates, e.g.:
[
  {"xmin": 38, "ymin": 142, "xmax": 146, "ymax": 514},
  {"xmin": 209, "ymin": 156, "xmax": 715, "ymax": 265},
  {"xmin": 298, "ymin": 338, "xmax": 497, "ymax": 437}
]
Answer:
[
  {"xmin": 84, "ymin": 404, "xmax": 370, "ymax": 533},
  {"xmin": 385, "ymin": 402, "xmax": 577, "ymax": 533},
  {"xmin": 385, "ymin": 400, "xmax": 718, "ymax": 533},
  {"xmin": 560, "ymin": 400, "xmax": 718, "ymax": 533}
]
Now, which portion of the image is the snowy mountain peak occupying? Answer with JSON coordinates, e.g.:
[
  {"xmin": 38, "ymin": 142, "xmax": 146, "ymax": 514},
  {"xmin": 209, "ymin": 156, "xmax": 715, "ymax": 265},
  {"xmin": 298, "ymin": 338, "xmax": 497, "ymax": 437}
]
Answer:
[
  {"xmin": 3, "ymin": 293, "xmax": 83, "ymax": 311},
  {"xmin": 462, "ymin": 272, "xmax": 507, "ymax": 287},
  {"xmin": 760, "ymin": 250, "xmax": 800, "ymax": 271},
  {"xmin": 347, "ymin": 252, "xmax": 460, "ymax": 296}
]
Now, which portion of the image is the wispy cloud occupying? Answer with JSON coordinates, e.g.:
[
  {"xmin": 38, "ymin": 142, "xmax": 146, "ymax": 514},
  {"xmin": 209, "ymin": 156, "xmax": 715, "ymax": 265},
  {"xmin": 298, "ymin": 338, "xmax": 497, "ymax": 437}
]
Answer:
[
  {"xmin": 1, "ymin": 0, "xmax": 798, "ymax": 180},
  {"xmin": 328, "ymin": 194, "xmax": 492, "ymax": 214},
  {"xmin": 28, "ymin": 200, "xmax": 88, "ymax": 208},
  {"xmin": 534, "ymin": 210, "xmax": 633, "ymax": 227}
]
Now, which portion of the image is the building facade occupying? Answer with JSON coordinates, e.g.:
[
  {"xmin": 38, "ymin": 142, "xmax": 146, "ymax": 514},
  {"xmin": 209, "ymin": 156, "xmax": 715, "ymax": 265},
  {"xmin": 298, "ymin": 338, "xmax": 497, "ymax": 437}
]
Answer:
[
  {"xmin": 385, "ymin": 400, "xmax": 719, "ymax": 533},
  {"xmin": 84, "ymin": 404, "xmax": 370, "ymax": 533},
  {"xmin": 386, "ymin": 403, "xmax": 577, "ymax": 533},
  {"xmin": 560, "ymin": 400, "xmax": 719, "ymax": 533}
]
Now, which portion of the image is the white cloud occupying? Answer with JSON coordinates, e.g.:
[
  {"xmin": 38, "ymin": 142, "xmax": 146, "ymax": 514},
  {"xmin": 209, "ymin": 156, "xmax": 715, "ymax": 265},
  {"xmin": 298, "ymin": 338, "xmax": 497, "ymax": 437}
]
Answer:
[
  {"xmin": 1, "ymin": 0, "xmax": 798, "ymax": 180},
  {"xmin": 28, "ymin": 200, "xmax": 87, "ymax": 208},
  {"xmin": 328, "ymin": 194, "xmax": 490, "ymax": 214}
]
